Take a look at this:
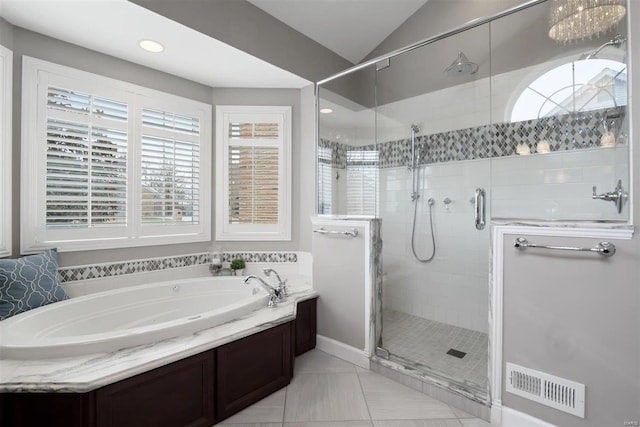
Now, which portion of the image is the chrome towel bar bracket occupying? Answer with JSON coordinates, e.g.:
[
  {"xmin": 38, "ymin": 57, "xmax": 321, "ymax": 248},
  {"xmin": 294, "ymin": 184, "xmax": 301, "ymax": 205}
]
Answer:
[
  {"xmin": 313, "ymin": 227, "xmax": 359, "ymax": 237},
  {"xmin": 514, "ymin": 237, "xmax": 616, "ymax": 257}
]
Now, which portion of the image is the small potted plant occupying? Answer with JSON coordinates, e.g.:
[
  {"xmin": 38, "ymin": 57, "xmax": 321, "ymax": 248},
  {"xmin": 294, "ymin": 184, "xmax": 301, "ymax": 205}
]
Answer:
[{"xmin": 230, "ymin": 258, "xmax": 246, "ymax": 276}]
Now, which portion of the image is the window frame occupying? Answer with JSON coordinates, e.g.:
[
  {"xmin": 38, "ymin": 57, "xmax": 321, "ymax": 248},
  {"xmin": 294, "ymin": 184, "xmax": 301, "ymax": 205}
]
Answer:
[
  {"xmin": 508, "ymin": 58, "xmax": 627, "ymax": 122},
  {"xmin": 21, "ymin": 57, "xmax": 211, "ymax": 253},
  {"xmin": 0, "ymin": 45, "xmax": 12, "ymax": 258},
  {"xmin": 215, "ymin": 105, "xmax": 291, "ymax": 241}
]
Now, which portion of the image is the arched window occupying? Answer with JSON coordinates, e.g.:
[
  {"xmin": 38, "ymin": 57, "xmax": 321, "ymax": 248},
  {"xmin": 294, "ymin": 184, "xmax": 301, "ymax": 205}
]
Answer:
[{"xmin": 510, "ymin": 59, "xmax": 627, "ymax": 122}]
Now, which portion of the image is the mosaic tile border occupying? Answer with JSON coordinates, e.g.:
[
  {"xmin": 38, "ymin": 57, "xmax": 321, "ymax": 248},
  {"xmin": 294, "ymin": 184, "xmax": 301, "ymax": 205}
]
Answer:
[
  {"xmin": 221, "ymin": 252, "xmax": 298, "ymax": 263},
  {"xmin": 319, "ymin": 138, "xmax": 348, "ymax": 169},
  {"xmin": 58, "ymin": 252, "xmax": 299, "ymax": 283},
  {"xmin": 320, "ymin": 107, "xmax": 626, "ymax": 169}
]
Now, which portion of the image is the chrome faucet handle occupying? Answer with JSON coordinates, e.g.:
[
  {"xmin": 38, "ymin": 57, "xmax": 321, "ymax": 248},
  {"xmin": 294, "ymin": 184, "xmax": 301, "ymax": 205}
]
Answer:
[
  {"xmin": 279, "ymin": 278, "xmax": 289, "ymax": 297},
  {"xmin": 263, "ymin": 268, "xmax": 283, "ymax": 282},
  {"xmin": 592, "ymin": 185, "xmax": 615, "ymax": 201},
  {"xmin": 266, "ymin": 290, "xmax": 279, "ymax": 308},
  {"xmin": 263, "ymin": 268, "xmax": 288, "ymax": 298},
  {"xmin": 244, "ymin": 275, "xmax": 280, "ymax": 308}
]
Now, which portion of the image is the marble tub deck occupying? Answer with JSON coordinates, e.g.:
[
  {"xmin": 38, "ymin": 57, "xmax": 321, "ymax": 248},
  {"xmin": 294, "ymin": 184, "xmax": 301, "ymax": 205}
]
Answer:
[{"xmin": 0, "ymin": 276, "xmax": 316, "ymax": 393}]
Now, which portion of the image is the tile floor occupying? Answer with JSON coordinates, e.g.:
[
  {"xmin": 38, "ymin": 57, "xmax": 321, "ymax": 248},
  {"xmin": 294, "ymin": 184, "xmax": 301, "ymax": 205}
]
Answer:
[
  {"xmin": 217, "ymin": 349, "xmax": 491, "ymax": 427},
  {"xmin": 381, "ymin": 310, "xmax": 489, "ymax": 390}
]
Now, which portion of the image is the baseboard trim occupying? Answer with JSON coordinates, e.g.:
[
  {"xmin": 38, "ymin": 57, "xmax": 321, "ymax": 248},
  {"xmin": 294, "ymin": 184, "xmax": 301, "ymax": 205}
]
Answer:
[
  {"xmin": 315, "ymin": 335, "xmax": 370, "ymax": 369},
  {"xmin": 501, "ymin": 406, "xmax": 556, "ymax": 427},
  {"xmin": 490, "ymin": 402, "xmax": 503, "ymax": 425}
]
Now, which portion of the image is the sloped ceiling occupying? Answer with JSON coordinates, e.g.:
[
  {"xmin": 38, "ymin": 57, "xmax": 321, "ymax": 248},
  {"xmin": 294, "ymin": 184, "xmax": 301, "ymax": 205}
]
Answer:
[
  {"xmin": 0, "ymin": 0, "xmax": 311, "ymax": 88},
  {"xmin": 247, "ymin": 0, "xmax": 429, "ymax": 63}
]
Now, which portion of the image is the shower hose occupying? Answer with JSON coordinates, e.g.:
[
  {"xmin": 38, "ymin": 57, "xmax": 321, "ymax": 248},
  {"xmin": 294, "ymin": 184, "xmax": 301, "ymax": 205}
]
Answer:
[{"xmin": 411, "ymin": 196, "xmax": 436, "ymax": 263}]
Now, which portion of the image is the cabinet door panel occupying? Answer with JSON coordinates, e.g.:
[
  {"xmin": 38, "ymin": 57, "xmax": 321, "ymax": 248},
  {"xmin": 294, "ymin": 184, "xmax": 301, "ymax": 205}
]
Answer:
[
  {"xmin": 295, "ymin": 298, "xmax": 317, "ymax": 356},
  {"xmin": 96, "ymin": 351, "xmax": 214, "ymax": 427},
  {"xmin": 216, "ymin": 322, "xmax": 292, "ymax": 420}
]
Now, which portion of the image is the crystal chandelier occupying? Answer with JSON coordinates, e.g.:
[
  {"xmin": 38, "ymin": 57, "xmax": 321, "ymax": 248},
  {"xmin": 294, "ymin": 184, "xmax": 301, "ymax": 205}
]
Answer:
[{"xmin": 548, "ymin": 0, "xmax": 626, "ymax": 43}]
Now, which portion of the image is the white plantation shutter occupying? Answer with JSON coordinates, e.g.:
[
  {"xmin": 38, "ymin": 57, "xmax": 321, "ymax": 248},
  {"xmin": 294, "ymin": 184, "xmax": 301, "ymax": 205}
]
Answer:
[
  {"xmin": 317, "ymin": 147, "xmax": 332, "ymax": 214},
  {"xmin": 228, "ymin": 145, "xmax": 279, "ymax": 224},
  {"xmin": 347, "ymin": 150, "xmax": 378, "ymax": 216},
  {"xmin": 141, "ymin": 108, "xmax": 200, "ymax": 225},
  {"xmin": 216, "ymin": 106, "xmax": 291, "ymax": 241},
  {"xmin": 45, "ymin": 87, "xmax": 128, "ymax": 229},
  {"xmin": 21, "ymin": 57, "xmax": 211, "ymax": 252}
]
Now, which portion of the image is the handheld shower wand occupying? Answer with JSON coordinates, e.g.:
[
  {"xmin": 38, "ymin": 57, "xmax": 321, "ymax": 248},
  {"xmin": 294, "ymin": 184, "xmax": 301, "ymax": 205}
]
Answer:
[
  {"xmin": 408, "ymin": 124, "xmax": 436, "ymax": 263},
  {"xmin": 410, "ymin": 124, "xmax": 420, "ymax": 201}
]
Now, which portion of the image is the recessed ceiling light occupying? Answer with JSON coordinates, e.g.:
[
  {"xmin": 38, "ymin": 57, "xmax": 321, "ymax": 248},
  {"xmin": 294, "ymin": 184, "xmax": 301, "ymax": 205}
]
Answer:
[
  {"xmin": 319, "ymin": 108, "xmax": 333, "ymax": 114},
  {"xmin": 139, "ymin": 39, "xmax": 164, "ymax": 53}
]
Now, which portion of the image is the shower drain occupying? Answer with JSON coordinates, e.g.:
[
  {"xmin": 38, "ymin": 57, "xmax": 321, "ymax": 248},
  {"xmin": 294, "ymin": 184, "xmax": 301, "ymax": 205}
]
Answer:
[{"xmin": 446, "ymin": 348, "xmax": 467, "ymax": 359}]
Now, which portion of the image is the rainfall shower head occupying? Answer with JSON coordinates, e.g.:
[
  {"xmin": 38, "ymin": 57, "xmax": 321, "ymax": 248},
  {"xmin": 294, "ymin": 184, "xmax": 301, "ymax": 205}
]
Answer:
[
  {"xmin": 444, "ymin": 52, "xmax": 479, "ymax": 77},
  {"xmin": 579, "ymin": 34, "xmax": 626, "ymax": 60}
]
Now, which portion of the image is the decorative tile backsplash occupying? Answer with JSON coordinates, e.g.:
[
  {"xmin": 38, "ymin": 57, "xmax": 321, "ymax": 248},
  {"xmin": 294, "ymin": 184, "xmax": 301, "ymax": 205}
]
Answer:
[
  {"xmin": 58, "ymin": 252, "xmax": 299, "ymax": 283},
  {"xmin": 221, "ymin": 252, "xmax": 298, "ymax": 263},
  {"xmin": 319, "ymin": 138, "xmax": 348, "ymax": 169},
  {"xmin": 320, "ymin": 107, "xmax": 625, "ymax": 169}
]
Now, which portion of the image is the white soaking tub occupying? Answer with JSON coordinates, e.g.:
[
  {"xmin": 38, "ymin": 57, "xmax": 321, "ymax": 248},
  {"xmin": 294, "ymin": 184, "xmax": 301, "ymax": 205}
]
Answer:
[{"xmin": 0, "ymin": 277, "xmax": 270, "ymax": 360}]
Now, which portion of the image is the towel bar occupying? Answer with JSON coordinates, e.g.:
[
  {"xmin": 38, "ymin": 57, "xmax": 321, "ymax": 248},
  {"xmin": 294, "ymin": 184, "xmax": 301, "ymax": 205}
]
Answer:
[
  {"xmin": 313, "ymin": 227, "xmax": 358, "ymax": 237},
  {"xmin": 513, "ymin": 237, "xmax": 615, "ymax": 257}
]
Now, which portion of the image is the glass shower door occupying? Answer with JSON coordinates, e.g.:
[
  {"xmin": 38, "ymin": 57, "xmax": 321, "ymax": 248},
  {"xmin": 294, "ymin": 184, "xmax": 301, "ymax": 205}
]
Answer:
[{"xmin": 374, "ymin": 22, "xmax": 492, "ymax": 395}]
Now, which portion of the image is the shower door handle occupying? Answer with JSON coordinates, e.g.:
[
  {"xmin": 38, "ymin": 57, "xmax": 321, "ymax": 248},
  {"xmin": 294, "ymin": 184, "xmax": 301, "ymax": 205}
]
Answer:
[{"xmin": 474, "ymin": 188, "xmax": 486, "ymax": 230}]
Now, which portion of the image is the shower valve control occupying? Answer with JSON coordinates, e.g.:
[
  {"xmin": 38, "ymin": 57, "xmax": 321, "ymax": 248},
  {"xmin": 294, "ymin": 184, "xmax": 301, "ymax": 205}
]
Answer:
[
  {"xmin": 592, "ymin": 179, "xmax": 628, "ymax": 214},
  {"xmin": 443, "ymin": 198, "xmax": 452, "ymax": 210}
]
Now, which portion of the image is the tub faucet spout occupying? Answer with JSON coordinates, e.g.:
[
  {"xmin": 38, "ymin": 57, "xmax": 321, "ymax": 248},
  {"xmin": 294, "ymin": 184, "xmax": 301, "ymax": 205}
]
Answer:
[
  {"xmin": 263, "ymin": 268, "xmax": 288, "ymax": 297},
  {"xmin": 244, "ymin": 275, "xmax": 282, "ymax": 308}
]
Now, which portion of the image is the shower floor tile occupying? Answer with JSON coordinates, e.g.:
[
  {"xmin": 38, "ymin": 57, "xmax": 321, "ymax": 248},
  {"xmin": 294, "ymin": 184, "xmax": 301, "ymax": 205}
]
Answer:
[{"xmin": 381, "ymin": 310, "xmax": 488, "ymax": 390}]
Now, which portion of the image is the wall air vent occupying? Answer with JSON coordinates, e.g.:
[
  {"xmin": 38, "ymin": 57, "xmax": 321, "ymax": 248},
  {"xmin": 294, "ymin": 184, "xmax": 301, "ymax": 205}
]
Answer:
[{"xmin": 506, "ymin": 362, "xmax": 585, "ymax": 418}]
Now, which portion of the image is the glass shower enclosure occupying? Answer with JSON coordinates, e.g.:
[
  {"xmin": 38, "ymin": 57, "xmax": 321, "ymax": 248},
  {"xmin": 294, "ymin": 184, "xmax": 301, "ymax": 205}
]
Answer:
[{"xmin": 316, "ymin": 0, "xmax": 629, "ymax": 402}]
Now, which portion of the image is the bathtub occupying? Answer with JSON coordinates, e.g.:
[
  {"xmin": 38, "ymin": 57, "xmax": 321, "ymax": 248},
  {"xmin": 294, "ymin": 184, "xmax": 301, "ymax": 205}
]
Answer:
[{"xmin": 0, "ymin": 277, "xmax": 271, "ymax": 360}]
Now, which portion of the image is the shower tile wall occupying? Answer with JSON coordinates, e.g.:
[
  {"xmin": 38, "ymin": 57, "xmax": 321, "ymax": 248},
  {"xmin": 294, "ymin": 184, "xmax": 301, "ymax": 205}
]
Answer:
[
  {"xmin": 380, "ymin": 160, "xmax": 490, "ymax": 333},
  {"xmin": 321, "ymin": 107, "xmax": 627, "ymax": 221},
  {"xmin": 491, "ymin": 146, "xmax": 629, "ymax": 219}
]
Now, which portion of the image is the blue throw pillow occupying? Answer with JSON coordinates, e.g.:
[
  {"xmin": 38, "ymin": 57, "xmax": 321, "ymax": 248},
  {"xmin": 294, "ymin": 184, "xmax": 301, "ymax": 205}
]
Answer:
[{"xmin": 0, "ymin": 249, "xmax": 69, "ymax": 321}]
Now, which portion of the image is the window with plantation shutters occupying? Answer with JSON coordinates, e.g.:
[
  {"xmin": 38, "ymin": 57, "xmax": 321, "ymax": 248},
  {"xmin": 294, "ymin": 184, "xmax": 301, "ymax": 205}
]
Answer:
[
  {"xmin": 140, "ymin": 108, "xmax": 200, "ymax": 226},
  {"xmin": 0, "ymin": 46, "xmax": 11, "ymax": 257},
  {"xmin": 216, "ymin": 106, "xmax": 291, "ymax": 241},
  {"xmin": 346, "ymin": 150, "xmax": 378, "ymax": 216},
  {"xmin": 228, "ymin": 145, "xmax": 279, "ymax": 224},
  {"xmin": 21, "ymin": 57, "xmax": 211, "ymax": 253},
  {"xmin": 45, "ymin": 88, "xmax": 128, "ymax": 229},
  {"xmin": 317, "ymin": 146, "xmax": 332, "ymax": 215}
]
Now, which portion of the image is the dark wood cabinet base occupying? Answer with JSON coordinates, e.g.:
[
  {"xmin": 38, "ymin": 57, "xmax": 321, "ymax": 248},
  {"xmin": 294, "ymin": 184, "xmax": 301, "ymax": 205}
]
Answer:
[
  {"xmin": 0, "ymin": 297, "xmax": 317, "ymax": 427},
  {"xmin": 0, "ymin": 392, "xmax": 94, "ymax": 427},
  {"xmin": 295, "ymin": 298, "xmax": 317, "ymax": 356},
  {"xmin": 216, "ymin": 322, "xmax": 292, "ymax": 421},
  {"xmin": 96, "ymin": 351, "xmax": 215, "ymax": 427}
]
